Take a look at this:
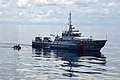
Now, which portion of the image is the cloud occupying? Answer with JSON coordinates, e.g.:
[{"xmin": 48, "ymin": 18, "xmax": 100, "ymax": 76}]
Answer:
[
  {"xmin": 32, "ymin": 9, "xmax": 54, "ymax": 22},
  {"xmin": 0, "ymin": 0, "xmax": 120, "ymax": 25},
  {"xmin": 35, "ymin": 0, "xmax": 48, "ymax": 4},
  {"xmin": 34, "ymin": 0, "xmax": 75, "ymax": 6},
  {"xmin": 0, "ymin": 0, "xmax": 12, "ymax": 8},
  {"xmin": 17, "ymin": 0, "xmax": 30, "ymax": 8}
]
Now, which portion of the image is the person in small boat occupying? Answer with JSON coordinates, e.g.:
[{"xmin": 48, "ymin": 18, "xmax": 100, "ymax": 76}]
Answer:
[{"xmin": 13, "ymin": 44, "xmax": 21, "ymax": 50}]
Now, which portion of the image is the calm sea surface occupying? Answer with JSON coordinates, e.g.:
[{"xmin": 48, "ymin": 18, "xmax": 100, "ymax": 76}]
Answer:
[{"xmin": 0, "ymin": 25, "xmax": 120, "ymax": 80}]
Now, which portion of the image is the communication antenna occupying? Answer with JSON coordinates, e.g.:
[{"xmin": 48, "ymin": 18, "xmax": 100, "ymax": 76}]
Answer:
[{"xmin": 68, "ymin": 12, "xmax": 72, "ymax": 32}]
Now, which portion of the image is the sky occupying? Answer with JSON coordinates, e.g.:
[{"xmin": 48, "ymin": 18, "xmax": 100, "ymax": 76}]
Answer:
[{"xmin": 0, "ymin": 0, "xmax": 120, "ymax": 26}]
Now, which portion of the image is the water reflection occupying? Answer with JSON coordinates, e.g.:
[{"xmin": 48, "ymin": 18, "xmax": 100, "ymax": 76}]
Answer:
[{"xmin": 32, "ymin": 48, "xmax": 106, "ymax": 79}]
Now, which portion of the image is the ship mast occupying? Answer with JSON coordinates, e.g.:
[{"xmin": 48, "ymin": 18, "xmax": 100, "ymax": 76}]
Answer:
[{"xmin": 68, "ymin": 12, "xmax": 72, "ymax": 32}]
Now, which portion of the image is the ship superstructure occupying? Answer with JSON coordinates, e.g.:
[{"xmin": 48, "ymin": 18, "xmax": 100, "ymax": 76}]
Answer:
[{"xmin": 50, "ymin": 13, "xmax": 107, "ymax": 51}]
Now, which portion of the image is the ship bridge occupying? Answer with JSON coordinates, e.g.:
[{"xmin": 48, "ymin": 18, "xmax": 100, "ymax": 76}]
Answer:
[{"xmin": 72, "ymin": 32, "xmax": 82, "ymax": 37}]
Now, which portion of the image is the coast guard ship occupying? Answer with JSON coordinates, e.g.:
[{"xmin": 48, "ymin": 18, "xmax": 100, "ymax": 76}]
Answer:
[{"xmin": 32, "ymin": 13, "xmax": 107, "ymax": 51}]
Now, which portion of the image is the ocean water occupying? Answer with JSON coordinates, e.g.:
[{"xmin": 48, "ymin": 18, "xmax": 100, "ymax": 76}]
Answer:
[{"xmin": 0, "ymin": 25, "xmax": 120, "ymax": 80}]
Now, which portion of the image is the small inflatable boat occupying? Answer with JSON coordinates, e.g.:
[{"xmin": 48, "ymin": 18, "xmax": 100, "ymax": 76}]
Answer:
[{"xmin": 12, "ymin": 44, "xmax": 21, "ymax": 50}]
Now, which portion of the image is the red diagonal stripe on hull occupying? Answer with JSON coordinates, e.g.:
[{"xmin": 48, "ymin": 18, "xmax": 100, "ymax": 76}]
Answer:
[{"xmin": 79, "ymin": 41, "xmax": 83, "ymax": 56}]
